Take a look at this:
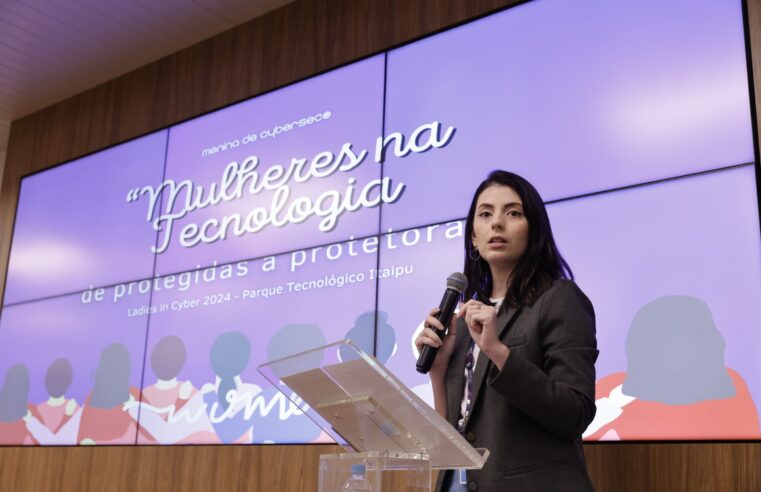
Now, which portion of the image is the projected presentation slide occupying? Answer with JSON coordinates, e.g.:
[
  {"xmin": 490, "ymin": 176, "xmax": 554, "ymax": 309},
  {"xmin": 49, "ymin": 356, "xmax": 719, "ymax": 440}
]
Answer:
[
  {"xmin": 3, "ymin": 130, "xmax": 169, "ymax": 305},
  {"xmin": 377, "ymin": 166, "xmax": 761, "ymax": 440},
  {"xmin": 134, "ymin": 238, "xmax": 379, "ymax": 444},
  {"xmin": 1, "ymin": 0, "xmax": 758, "ymax": 446},
  {"xmin": 153, "ymin": 55, "xmax": 386, "ymax": 275},
  {"xmin": 0, "ymin": 289, "xmax": 152, "ymax": 445},
  {"xmin": 381, "ymin": 0, "xmax": 753, "ymax": 230}
]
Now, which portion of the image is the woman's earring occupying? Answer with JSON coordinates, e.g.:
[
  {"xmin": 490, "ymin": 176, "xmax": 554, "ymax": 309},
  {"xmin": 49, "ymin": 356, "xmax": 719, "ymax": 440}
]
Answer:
[{"xmin": 470, "ymin": 248, "xmax": 480, "ymax": 261}]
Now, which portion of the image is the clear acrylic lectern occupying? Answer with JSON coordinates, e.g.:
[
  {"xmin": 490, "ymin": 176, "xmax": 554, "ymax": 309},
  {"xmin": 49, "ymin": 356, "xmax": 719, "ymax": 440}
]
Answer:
[{"xmin": 258, "ymin": 339, "xmax": 489, "ymax": 492}]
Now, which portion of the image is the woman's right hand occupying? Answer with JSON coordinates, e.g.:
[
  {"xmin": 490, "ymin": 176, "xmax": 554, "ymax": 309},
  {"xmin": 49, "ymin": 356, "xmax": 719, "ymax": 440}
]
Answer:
[{"xmin": 414, "ymin": 307, "xmax": 457, "ymax": 376}]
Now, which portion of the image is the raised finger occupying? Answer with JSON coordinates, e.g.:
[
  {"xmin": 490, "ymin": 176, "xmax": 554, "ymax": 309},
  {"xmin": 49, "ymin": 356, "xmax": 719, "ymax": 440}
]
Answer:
[
  {"xmin": 425, "ymin": 315, "xmax": 445, "ymax": 332},
  {"xmin": 457, "ymin": 300, "xmax": 472, "ymax": 318},
  {"xmin": 416, "ymin": 330, "xmax": 443, "ymax": 348}
]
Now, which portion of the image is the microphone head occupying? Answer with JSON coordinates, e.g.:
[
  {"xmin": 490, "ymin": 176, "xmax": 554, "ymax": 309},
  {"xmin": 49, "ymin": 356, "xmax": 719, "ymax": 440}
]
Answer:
[{"xmin": 446, "ymin": 272, "xmax": 468, "ymax": 294}]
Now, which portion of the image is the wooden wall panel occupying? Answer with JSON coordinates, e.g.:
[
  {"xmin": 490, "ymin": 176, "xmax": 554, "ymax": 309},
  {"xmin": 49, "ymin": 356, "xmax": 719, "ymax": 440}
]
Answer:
[
  {"xmin": 585, "ymin": 443, "xmax": 761, "ymax": 492},
  {"xmin": 0, "ymin": 444, "xmax": 338, "ymax": 491},
  {"xmin": 0, "ymin": 442, "xmax": 759, "ymax": 491},
  {"xmin": 1, "ymin": 0, "xmax": 760, "ymax": 490}
]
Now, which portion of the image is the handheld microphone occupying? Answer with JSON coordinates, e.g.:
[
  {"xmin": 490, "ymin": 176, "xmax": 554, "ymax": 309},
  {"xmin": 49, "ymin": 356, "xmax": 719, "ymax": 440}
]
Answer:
[{"xmin": 416, "ymin": 272, "xmax": 468, "ymax": 374}]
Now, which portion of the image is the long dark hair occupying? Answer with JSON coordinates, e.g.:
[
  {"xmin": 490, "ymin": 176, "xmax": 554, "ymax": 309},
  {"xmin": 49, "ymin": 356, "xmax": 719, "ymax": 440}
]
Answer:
[{"xmin": 463, "ymin": 170, "xmax": 573, "ymax": 308}]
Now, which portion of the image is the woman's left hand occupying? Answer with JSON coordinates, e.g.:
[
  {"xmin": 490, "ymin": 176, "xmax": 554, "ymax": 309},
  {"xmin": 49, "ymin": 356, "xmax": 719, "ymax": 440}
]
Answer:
[
  {"xmin": 458, "ymin": 300, "xmax": 499, "ymax": 350},
  {"xmin": 458, "ymin": 300, "xmax": 510, "ymax": 368}
]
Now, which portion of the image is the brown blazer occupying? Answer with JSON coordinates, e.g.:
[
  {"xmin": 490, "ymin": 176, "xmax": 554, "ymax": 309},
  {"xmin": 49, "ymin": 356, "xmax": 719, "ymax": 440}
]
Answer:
[{"xmin": 436, "ymin": 280, "xmax": 598, "ymax": 492}]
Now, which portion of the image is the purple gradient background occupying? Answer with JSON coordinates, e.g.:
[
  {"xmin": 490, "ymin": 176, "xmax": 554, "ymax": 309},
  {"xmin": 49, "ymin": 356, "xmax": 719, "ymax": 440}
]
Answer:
[
  {"xmin": 381, "ymin": 0, "xmax": 753, "ymax": 230},
  {"xmin": 139, "ymin": 238, "xmax": 378, "ymax": 443},
  {"xmin": 3, "ymin": 131, "xmax": 168, "ymax": 305},
  {"xmin": 153, "ymin": 55, "xmax": 385, "ymax": 275},
  {"xmin": 377, "ymin": 166, "xmax": 761, "ymax": 438},
  {"xmin": 0, "ymin": 288, "xmax": 152, "ymax": 444}
]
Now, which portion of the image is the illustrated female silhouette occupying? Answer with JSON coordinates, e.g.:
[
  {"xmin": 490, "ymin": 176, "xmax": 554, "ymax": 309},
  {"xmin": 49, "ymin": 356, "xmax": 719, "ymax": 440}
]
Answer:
[
  {"xmin": 0, "ymin": 364, "xmax": 38, "ymax": 445},
  {"xmin": 25, "ymin": 358, "xmax": 83, "ymax": 444},
  {"xmin": 36, "ymin": 358, "xmax": 78, "ymax": 432},
  {"xmin": 202, "ymin": 331, "xmax": 260, "ymax": 444},
  {"xmin": 77, "ymin": 343, "xmax": 143, "ymax": 444},
  {"xmin": 131, "ymin": 336, "xmax": 208, "ymax": 444},
  {"xmin": 586, "ymin": 295, "xmax": 760, "ymax": 440},
  {"xmin": 256, "ymin": 323, "xmax": 326, "ymax": 443},
  {"xmin": 142, "ymin": 336, "xmax": 197, "ymax": 415}
]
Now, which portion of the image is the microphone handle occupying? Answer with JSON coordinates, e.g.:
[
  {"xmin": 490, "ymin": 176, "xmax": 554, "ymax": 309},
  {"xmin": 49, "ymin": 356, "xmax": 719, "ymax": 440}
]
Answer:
[{"xmin": 416, "ymin": 287, "xmax": 460, "ymax": 374}]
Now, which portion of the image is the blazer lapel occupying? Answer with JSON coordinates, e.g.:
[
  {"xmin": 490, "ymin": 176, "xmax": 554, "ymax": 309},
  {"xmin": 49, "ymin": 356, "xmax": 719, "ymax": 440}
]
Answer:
[{"xmin": 466, "ymin": 305, "xmax": 521, "ymax": 427}]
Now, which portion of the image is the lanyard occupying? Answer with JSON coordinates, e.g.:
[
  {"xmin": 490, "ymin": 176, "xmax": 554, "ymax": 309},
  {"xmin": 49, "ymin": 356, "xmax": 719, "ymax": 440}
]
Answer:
[{"xmin": 456, "ymin": 339, "xmax": 476, "ymax": 434}]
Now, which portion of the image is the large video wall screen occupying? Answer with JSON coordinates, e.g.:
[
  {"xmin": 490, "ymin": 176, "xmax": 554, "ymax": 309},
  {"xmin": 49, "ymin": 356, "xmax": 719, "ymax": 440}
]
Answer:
[{"xmin": 1, "ymin": 0, "xmax": 759, "ymax": 445}]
